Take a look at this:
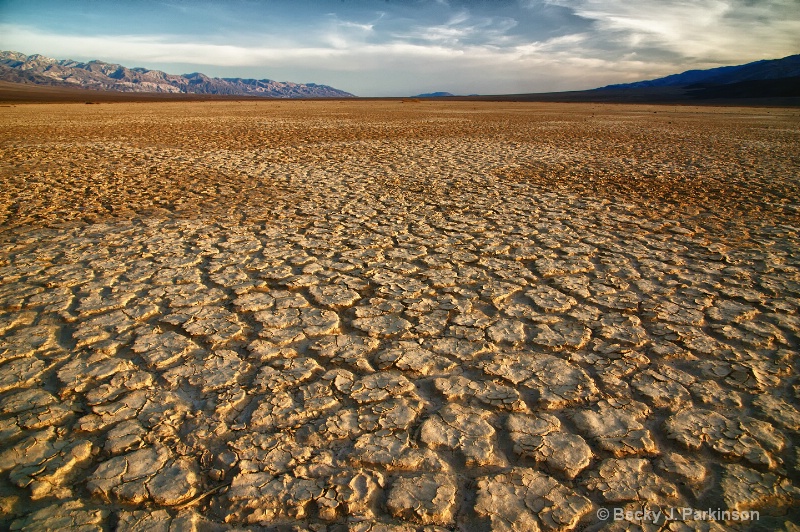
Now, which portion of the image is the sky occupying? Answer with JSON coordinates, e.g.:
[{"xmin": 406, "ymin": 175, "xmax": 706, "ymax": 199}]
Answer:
[{"xmin": 0, "ymin": 0, "xmax": 798, "ymax": 97}]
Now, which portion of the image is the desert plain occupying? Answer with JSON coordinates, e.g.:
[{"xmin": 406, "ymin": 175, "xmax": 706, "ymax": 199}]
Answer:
[{"xmin": 0, "ymin": 100, "xmax": 799, "ymax": 531}]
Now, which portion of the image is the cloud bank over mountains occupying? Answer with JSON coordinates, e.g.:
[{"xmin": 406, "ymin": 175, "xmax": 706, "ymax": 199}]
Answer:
[{"xmin": 0, "ymin": 0, "xmax": 797, "ymax": 96}]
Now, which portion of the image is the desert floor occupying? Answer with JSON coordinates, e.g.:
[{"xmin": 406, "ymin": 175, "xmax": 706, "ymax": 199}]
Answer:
[{"xmin": 0, "ymin": 100, "xmax": 799, "ymax": 531}]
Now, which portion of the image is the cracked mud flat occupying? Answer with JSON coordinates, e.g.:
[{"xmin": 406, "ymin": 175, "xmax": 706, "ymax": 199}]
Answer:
[{"xmin": 0, "ymin": 100, "xmax": 799, "ymax": 531}]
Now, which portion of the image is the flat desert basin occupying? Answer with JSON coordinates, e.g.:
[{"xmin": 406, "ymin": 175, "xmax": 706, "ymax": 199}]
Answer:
[{"xmin": 0, "ymin": 100, "xmax": 799, "ymax": 530}]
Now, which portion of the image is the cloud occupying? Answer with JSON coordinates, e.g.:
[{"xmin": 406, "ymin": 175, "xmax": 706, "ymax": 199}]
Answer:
[
  {"xmin": 0, "ymin": 21, "xmax": 639, "ymax": 94},
  {"xmin": 393, "ymin": 11, "xmax": 520, "ymax": 47},
  {"xmin": 0, "ymin": 21, "xmax": 600, "ymax": 68},
  {"xmin": 543, "ymin": 0, "xmax": 800, "ymax": 63},
  {"xmin": 0, "ymin": 24, "xmax": 343, "ymax": 65}
]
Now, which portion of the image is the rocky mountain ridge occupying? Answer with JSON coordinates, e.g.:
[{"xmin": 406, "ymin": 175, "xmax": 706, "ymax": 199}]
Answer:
[{"xmin": 0, "ymin": 51, "xmax": 354, "ymax": 98}]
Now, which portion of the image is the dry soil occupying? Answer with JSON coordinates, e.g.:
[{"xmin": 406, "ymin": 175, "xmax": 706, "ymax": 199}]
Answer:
[{"xmin": 0, "ymin": 101, "xmax": 799, "ymax": 531}]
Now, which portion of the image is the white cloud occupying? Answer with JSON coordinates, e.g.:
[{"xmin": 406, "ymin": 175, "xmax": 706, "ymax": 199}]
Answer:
[
  {"xmin": 513, "ymin": 33, "xmax": 588, "ymax": 56},
  {"xmin": 0, "ymin": 24, "xmax": 346, "ymax": 65},
  {"xmin": 396, "ymin": 12, "xmax": 519, "ymax": 46},
  {"xmin": 543, "ymin": 0, "xmax": 800, "ymax": 63},
  {"xmin": 337, "ymin": 21, "xmax": 374, "ymax": 32},
  {"xmin": 0, "ymin": 22, "xmax": 640, "ymax": 94}
]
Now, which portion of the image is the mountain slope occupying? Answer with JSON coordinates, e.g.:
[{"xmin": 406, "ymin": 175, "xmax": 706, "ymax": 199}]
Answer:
[
  {"xmin": 600, "ymin": 54, "xmax": 800, "ymax": 89},
  {"xmin": 687, "ymin": 76, "xmax": 800, "ymax": 99},
  {"xmin": 0, "ymin": 51, "xmax": 354, "ymax": 98},
  {"xmin": 414, "ymin": 92, "xmax": 455, "ymax": 98}
]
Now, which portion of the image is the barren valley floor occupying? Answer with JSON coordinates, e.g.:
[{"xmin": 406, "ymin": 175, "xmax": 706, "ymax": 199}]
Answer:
[{"xmin": 0, "ymin": 101, "xmax": 799, "ymax": 530}]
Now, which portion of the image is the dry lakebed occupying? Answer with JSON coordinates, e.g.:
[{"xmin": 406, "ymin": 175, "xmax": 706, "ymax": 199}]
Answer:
[{"xmin": 0, "ymin": 100, "xmax": 799, "ymax": 530}]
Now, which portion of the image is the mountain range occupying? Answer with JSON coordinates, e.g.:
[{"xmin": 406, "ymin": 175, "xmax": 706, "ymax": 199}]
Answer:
[
  {"xmin": 413, "ymin": 54, "xmax": 800, "ymax": 102},
  {"xmin": 433, "ymin": 53, "xmax": 800, "ymax": 103},
  {"xmin": 1, "ymin": 50, "xmax": 798, "ymax": 103},
  {"xmin": 600, "ymin": 54, "xmax": 800, "ymax": 90},
  {"xmin": 0, "ymin": 51, "xmax": 354, "ymax": 98}
]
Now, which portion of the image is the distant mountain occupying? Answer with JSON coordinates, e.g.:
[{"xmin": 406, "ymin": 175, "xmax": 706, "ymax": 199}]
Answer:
[
  {"xmin": 414, "ymin": 92, "xmax": 455, "ymax": 98},
  {"xmin": 600, "ymin": 54, "xmax": 800, "ymax": 90},
  {"xmin": 0, "ymin": 51, "xmax": 354, "ymax": 98}
]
